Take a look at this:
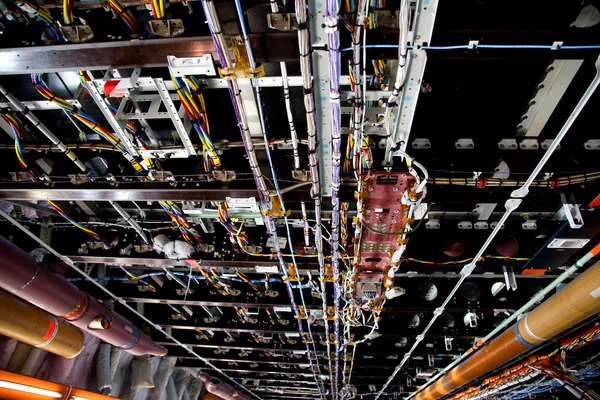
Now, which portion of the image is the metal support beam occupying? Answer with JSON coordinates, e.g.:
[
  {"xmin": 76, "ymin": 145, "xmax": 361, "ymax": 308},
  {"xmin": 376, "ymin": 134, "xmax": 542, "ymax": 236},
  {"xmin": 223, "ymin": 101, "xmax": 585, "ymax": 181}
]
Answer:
[
  {"xmin": 84, "ymin": 80, "xmax": 139, "ymax": 156},
  {"xmin": 308, "ymin": 0, "xmax": 333, "ymax": 197},
  {"xmin": 517, "ymin": 60, "xmax": 584, "ymax": 137},
  {"xmin": 154, "ymin": 78, "xmax": 197, "ymax": 156},
  {"xmin": 0, "ymin": 186, "xmax": 314, "ymax": 202}
]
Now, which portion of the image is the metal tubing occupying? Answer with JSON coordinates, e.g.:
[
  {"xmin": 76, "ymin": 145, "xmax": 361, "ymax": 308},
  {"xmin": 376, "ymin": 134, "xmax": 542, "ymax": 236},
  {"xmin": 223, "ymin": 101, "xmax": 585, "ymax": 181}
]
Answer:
[
  {"xmin": 109, "ymin": 201, "xmax": 149, "ymax": 244},
  {"xmin": 0, "ymin": 84, "xmax": 86, "ymax": 172},
  {"xmin": 0, "ymin": 289, "xmax": 85, "ymax": 358},
  {"xmin": 0, "ymin": 211, "xmax": 262, "ymax": 400},
  {"xmin": 415, "ymin": 254, "xmax": 600, "ymax": 400},
  {"xmin": 0, "ymin": 235, "xmax": 166, "ymax": 356}
]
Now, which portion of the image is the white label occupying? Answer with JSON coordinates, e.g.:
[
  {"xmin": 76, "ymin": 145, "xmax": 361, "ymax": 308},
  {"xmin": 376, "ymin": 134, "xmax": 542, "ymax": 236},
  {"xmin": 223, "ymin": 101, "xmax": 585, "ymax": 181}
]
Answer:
[
  {"xmin": 591, "ymin": 287, "xmax": 600, "ymax": 298},
  {"xmin": 285, "ymin": 332, "xmax": 300, "ymax": 337},
  {"xmin": 273, "ymin": 306, "xmax": 292, "ymax": 313},
  {"xmin": 255, "ymin": 265, "xmax": 279, "ymax": 273},
  {"xmin": 293, "ymin": 350, "xmax": 306, "ymax": 354}
]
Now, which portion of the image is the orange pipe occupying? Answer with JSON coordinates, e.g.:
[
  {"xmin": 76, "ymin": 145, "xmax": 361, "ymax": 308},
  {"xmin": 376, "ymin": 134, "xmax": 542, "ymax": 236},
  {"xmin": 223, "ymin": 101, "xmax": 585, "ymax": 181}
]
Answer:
[
  {"xmin": 0, "ymin": 370, "xmax": 115, "ymax": 399},
  {"xmin": 0, "ymin": 290, "xmax": 84, "ymax": 359},
  {"xmin": 415, "ymin": 259, "xmax": 600, "ymax": 400}
]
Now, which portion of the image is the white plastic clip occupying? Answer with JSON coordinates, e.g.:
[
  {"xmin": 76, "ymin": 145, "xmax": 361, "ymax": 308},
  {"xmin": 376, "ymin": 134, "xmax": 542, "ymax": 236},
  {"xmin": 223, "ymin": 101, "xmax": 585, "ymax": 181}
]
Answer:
[
  {"xmin": 551, "ymin": 41, "xmax": 564, "ymax": 50},
  {"xmin": 468, "ymin": 40, "xmax": 479, "ymax": 49}
]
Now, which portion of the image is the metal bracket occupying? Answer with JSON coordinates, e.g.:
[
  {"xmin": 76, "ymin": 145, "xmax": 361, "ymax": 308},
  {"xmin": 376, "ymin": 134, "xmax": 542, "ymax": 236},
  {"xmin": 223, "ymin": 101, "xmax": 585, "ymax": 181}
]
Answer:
[
  {"xmin": 167, "ymin": 54, "xmax": 217, "ymax": 77},
  {"xmin": 474, "ymin": 221, "xmax": 489, "ymax": 230},
  {"xmin": 541, "ymin": 139, "xmax": 560, "ymax": 150},
  {"xmin": 149, "ymin": 19, "xmax": 185, "ymax": 38},
  {"xmin": 522, "ymin": 219, "xmax": 537, "ymax": 230},
  {"xmin": 373, "ymin": 10, "xmax": 400, "ymax": 28},
  {"xmin": 294, "ymin": 306, "xmax": 308, "ymax": 320},
  {"xmin": 520, "ymin": 138, "xmax": 540, "ymax": 150},
  {"xmin": 411, "ymin": 138, "xmax": 431, "ymax": 149},
  {"xmin": 584, "ymin": 139, "xmax": 600, "ymax": 150},
  {"xmin": 60, "ymin": 25, "xmax": 94, "ymax": 43},
  {"xmin": 444, "ymin": 337, "xmax": 453, "ymax": 351},
  {"xmin": 212, "ymin": 170, "xmax": 237, "ymax": 182},
  {"xmin": 425, "ymin": 219, "xmax": 440, "ymax": 229},
  {"xmin": 292, "ymin": 169, "xmax": 309, "ymax": 182},
  {"xmin": 457, "ymin": 221, "xmax": 473, "ymax": 230},
  {"xmin": 498, "ymin": 138, "xmax": 518, "ymax": 150},
  {"xmin": 503, "ymin": 266, "xmax": 518, "ymax": 291},
  {"xmin": 68, "ymin": 174, "xmax": 92, "ymax": 185},
  {"xmin": 561, "ymin": 203, "xmax": 584, "ymax": 229},
  {"xmin": 266, "ymin": 13, "xmax": 298, "ymax": 31},
  {"xmin": 324, "ymin": 306, "xmax": 338, "ymax": 321},
  {"xmin": 320, "ymin": 264, "xmax": 338, "ymax": 282},
  {"xmin": 265, "ymin": 195, "xmax": 291, "ymax": 218},
  {"xmin": 218, "ymin": 36, "xmax": 265, "ymax": 79},
  {"xmin": 283, "ymin": 263, "xmax": 301, "ymax": 282},
  {"xmin": 455, "ymin": 138, "xmax": 474, "ymax": 149},
  {"xmin": 148, "ymin": 170, "xmax": 177, "ymax": 186}
]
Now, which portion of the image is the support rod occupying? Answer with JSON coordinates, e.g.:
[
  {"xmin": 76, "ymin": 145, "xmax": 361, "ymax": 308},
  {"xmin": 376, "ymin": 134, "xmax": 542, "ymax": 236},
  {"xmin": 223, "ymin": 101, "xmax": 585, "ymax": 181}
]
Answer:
[
  {"xmin": 0, "ymin": 84, "xmax": 86, "ymax": 171},
  {"xmin": 109, "ymin": 200, "xmax": 149, "ymax": 244}
]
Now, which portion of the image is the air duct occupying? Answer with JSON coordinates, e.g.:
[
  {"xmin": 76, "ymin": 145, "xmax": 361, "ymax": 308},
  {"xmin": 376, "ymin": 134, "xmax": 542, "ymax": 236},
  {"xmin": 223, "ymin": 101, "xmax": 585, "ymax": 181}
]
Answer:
[
  {"xmin": 0, "ymin": 235, "xmax": 166, "ymax": 357},
  {"xmin": 0, "ymin": 290, "xmax": 84, "ymax": 359},
  {"xmin": 198, "ymin": 374, "xmax": 252, "ymax": 400},
  {"xmin": 415, "ymin": 257, "xmax": 600, "ymax": 400}
]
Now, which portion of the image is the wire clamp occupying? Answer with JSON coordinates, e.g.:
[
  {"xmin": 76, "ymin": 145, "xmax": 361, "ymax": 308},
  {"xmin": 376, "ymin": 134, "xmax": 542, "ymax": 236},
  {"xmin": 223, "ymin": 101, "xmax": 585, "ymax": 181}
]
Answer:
[
  {"xmin": 294, "ymin": 306, "xmax": 308, "ymax": 320},
  {"xmin": 324, "ymin": 306, "xmax": 338, "ymax": 321},
  {"xmin": 282, "ymin": 263, "xmax": 301, "ymax": 282},
  {"xmin": 468, "ymin": 40, "xmax": 479, "ymax": 49}
]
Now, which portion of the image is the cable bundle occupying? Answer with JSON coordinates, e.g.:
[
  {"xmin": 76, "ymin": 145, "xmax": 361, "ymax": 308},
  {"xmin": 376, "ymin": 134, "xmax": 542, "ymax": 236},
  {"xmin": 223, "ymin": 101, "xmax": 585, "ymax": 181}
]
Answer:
[
  {"xmin": 234, "ymin": 307, "xmax": 252, "ymax": 323},
  {"xmin": 250, "ymin": 331, "xmax": 265, "ymax": 343},
  {"xmin": 62, "ymin": 0, "xmax": 73, "ymax": 24},
  {"xmin": 340, "ymin": 202, "xmax": 349, "ymax": 247},
  {"xmin": 217, "ymin": 201, "xmax": 250, "ymax": 249},
  {"xmin": 195, "ymin": 329, "xmax": 210, "ymax": 340},
  {"xmin": 236, "ymin": 271, "xmax": 260, "ymax": 294},
  {"xmin": 11, "ymin": 0, "xmax": 62, "ymax": 42},
  {"xmin": 119, "ymin": 266, "xmax": 157, "ymax": 291},
  {"xmin": 104, "ymin": 99, "xmax": 149, "ymax": 150},
  {"xmin": 169, "ymin": 71, "xmax": 221, "ymax": 172},
  {"xmin": 196, "ymin": 266, "xmax": 233, "ymax": 296},
  {"xmin": 371, "ymin": 60, "xmax": 386, "ymax": 88},
  {"xmin": 48, "ymin": 200, "xmax": 110, "ymax": 249},
  {"xmin": 31, "ymin": 73, "xmax": 144, "ymax": 173},
  {"xmin": 167, "ymin": 304, "xmax": 188, "ymax": 320},
  {"xmin": 107, "ymin": 0, "xmax": 139, "ymax": 32},
  {"xmin": 151, "ymin": 0, "xmax": 166, "ymax": 19},
  {"xmin": 1, "ymin": 113, "xmax": 39, "ymax": 182},
  {"xmin": 158, "ymin": 200, "xmax": 202, "ymax": 244}
]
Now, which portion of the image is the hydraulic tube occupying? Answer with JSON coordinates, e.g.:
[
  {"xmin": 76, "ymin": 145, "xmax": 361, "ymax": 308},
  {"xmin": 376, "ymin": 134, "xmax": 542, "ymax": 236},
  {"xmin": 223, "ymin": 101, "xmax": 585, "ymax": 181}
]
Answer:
[
  {"xmin": 415, "ymin": 255, "xmax": 600, "ymax": 400},
  {"xmin": 198, "ymin": 374, "xmax": 252, "ymax": 400},
  {"xmin": 0, "ymin": 235, "xmax": 166, "ymax": 357},
  {"xmin": 0, "ymin": 290, "xmax": 85, "ymax": 358}
]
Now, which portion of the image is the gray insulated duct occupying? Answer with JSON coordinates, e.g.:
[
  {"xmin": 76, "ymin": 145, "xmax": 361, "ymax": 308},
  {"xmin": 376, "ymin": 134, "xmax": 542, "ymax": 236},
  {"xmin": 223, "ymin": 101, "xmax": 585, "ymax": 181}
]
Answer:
[{"xmin": 0, "ymin": 235, "xmax": 166, "ymax": 356}]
